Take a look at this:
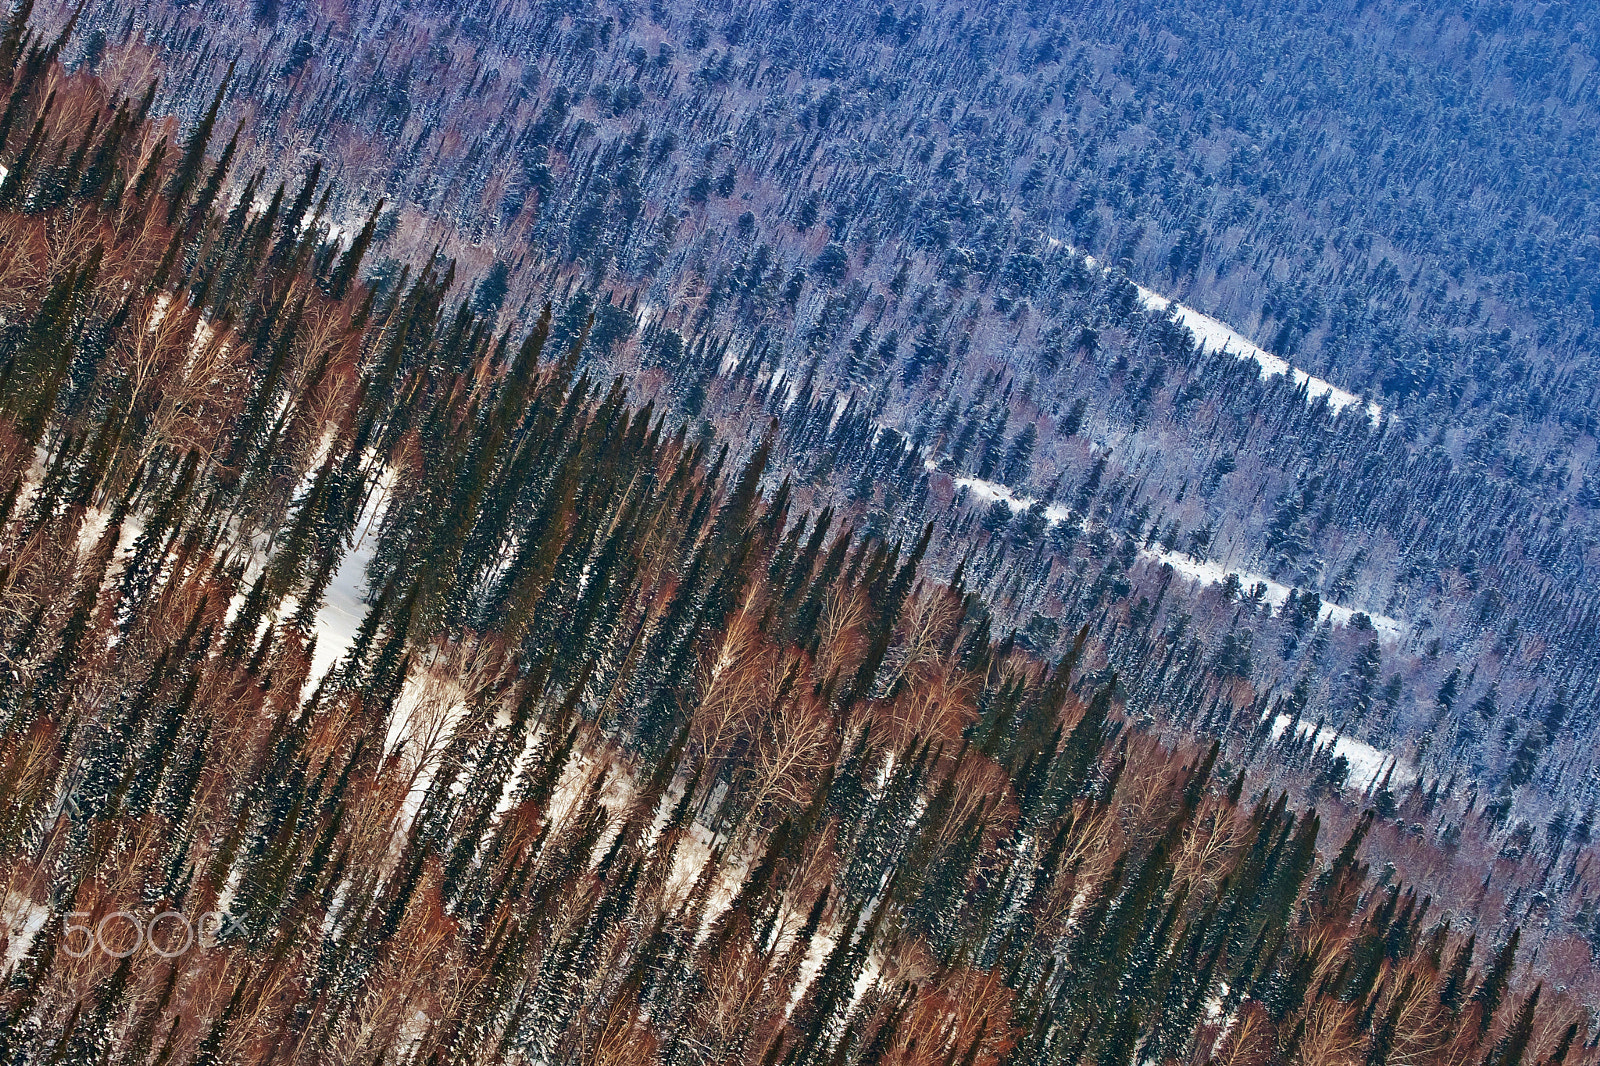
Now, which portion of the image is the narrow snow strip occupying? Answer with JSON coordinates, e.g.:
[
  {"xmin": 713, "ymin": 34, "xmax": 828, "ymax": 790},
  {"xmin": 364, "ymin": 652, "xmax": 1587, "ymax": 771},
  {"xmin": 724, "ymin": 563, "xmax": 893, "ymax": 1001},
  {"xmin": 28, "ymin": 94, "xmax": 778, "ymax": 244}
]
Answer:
[
  {"xmin": 1268, "ymin": 714, "xmax": 1416, "ymax": 791},
  {"xmin": 1043, "ymin": 237, "xmax": 1380, "ymax": 422},
  {"xmin": 1133, "ymin": 284, "xmax": 1381, "ymax": 422},
  {"xmin": 1144, "ymin": 547, "xmax": 1404, "ymax": 640},
  {"xmin": 951, "ymin": 474, "xmax": 1404, "ymax": 638}
]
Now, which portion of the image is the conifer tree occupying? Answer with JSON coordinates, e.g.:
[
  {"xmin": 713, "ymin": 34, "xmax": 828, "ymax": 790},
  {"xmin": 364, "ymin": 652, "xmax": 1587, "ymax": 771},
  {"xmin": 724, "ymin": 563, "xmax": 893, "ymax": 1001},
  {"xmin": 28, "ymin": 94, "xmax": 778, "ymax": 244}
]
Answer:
[
  {"xmin": 0, "ymin": 85, "xmax": 51, "ymax": 206},
  {"xmin": 0, "ymin": 0, "xmax": 32, "ymax": 76},
  {"xmin": 328, "ymin": 197, "xmax": 384, "ymax": 299},
  {"xmin": 165, "ymin": 61, "xmax": 233, "ymax": 223},
  {"xmin": 1470, "ymin": 928, "xmax": 1520, "ymax": 1034}
]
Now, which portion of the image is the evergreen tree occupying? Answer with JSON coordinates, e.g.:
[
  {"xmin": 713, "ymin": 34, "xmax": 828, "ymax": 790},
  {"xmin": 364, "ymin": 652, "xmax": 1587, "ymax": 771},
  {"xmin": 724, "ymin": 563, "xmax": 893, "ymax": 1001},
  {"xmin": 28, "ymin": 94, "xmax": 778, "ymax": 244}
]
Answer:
[
  {"xmin": 165, "ymin": 61, "xmax": 233, "ymax": 222},
  {"xmin": 1470, "ymin": 928, "xmax": 1520, "ymax": 1034},
  {"xmin": 328, "ymin": 197, "xmax": 384, "ymax": 298}
]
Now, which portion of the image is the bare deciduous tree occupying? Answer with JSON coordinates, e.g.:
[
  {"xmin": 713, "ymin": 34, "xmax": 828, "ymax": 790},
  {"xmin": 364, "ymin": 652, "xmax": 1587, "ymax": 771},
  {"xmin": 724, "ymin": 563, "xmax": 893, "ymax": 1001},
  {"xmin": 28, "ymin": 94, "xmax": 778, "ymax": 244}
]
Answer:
[
  {"xmin": 1295, "ymin": 1000, "xmax": 1361, "ymax": 1066},
  {"xmin": 1174, "ymin": 795, "xmax": 1246, "ymax": 896},
  {"xmin": 815, "ymin": 584, "xmax": 867, "ymax": 682},
  {"xmin": 879, "ymin": 656, "xmax": 977, "ymax": 753},
  {"xmin": 0, "ymin": 214, "xmax": 47, "ymax": 308},
  {"xmin": 114, "ymin": 295, "xmax": 248, "ymax": 469},
  {"xmin": 885, "ymin": 964, "xmax": 1017, "ymax": 1066},
  {"xmin": 878, "ymin": 587, "xmax": 959, "ymax": 695},
  {"xmin": 692, "ymin": 604, "xmax": 769, "ymax": 770},
  {"xmin": 734, "ymin": 673, "xmax": 833, "ymax": 838}
]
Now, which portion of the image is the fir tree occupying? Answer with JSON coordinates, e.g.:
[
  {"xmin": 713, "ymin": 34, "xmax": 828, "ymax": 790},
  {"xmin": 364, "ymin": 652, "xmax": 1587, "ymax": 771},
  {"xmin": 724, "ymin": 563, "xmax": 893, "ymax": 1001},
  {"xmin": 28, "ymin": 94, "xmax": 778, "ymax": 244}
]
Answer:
[{"xmin": 165, "ymin": 61, "xmax": 234, "ymax": 222}]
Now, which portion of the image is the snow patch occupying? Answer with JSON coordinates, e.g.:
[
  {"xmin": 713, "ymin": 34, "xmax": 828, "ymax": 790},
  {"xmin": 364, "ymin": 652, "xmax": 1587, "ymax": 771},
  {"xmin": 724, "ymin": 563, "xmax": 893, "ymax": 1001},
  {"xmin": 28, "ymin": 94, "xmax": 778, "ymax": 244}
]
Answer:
[
  {"xmin": 1045, "ymin": 238, "xmax": 1380, "ymax": 422},
  {"xmin": 1269, "ymin": 714, "xmax": 1415, "ymax": 792},
  {"xmin": 1, "ymin": 892, "xmax": 49, "ymax": 973},
  {"xmin": 300, "ymin": 461, "xmax": 394, "ymax": 682},
  {"xmin": 307, "ymin": 537, "xmax": 373, "ymax": 683},
  {"xmin": 953, "ymin": 473, "xmax": 1073, "ymax": 525},
  {"xmin": 950, "ymin": 473, "xmax": 1403, "ymax": 638}
]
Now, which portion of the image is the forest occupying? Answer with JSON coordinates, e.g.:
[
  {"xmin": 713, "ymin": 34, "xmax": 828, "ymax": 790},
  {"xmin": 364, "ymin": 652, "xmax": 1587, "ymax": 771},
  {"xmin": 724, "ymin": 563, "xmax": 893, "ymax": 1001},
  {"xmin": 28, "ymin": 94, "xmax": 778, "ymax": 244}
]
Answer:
[
  {"xmin": 0, "ymin": 0, "xmax": 1598, "ymax": 1063},
  {"xmin": 32, "ymin": 0, "xmax": 1598, "ymax": 825}
]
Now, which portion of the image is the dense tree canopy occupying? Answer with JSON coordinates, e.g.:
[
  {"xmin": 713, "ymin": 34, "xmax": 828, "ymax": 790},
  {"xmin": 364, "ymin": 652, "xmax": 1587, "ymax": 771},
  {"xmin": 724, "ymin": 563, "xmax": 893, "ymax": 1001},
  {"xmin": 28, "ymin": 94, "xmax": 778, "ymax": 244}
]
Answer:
[{"xmin": 0, "ymin": 1, "xmax": 1597, "ymax": 1064}]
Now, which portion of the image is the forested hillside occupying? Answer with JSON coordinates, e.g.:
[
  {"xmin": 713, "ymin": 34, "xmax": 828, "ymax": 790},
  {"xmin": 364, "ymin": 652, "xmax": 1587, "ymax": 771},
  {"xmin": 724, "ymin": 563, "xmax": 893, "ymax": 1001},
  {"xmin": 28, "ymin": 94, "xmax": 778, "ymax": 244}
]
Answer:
[
  {"xmin": 1, "ymin": 0, "xmax": 1599, "ymax": 1063},
  {"xmin": 23, "ymin": 0, "xmax": 1596, "ymax": 832}
]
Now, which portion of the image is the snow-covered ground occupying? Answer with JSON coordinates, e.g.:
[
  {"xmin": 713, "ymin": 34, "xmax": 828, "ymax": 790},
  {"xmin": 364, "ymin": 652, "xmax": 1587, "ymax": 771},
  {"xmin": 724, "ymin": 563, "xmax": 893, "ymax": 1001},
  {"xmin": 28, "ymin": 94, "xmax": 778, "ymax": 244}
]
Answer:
[
  {"xmin": 1044, "ymin": 238, "xmax": 1380, "ymax": 422},
  {"xmin": 952, "ymin": 474, "xmax": 1404, "ymax": 639},
  {"xmin": 1132, "ymin": 284, "xmax": 1381, "ymax": 422},
  {"xmin": 277, "ymin": 459, "xmax": 393, "ymax": 682},
  {"xmin": 1, "ymin": 891, "xmax": 48, "ymax": 973},
  {"xmin": 308, "ymin": 536, "xmax": 373, "ymax": 682},
  {"xmin": 1268, "ymin": 714, "xmax": 1415, "ymax": 792}
]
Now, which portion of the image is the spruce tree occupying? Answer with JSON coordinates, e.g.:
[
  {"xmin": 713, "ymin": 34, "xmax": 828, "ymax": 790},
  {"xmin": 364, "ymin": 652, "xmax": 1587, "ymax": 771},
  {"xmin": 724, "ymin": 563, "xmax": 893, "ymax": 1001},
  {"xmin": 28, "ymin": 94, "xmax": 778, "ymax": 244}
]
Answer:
[
  {"xmin": 165, "ymin": 61, "xmax": 234, "ymax": 223},
  {"xmin": 327, "ymin": 197, "xmax": 384, "ymax": 298},
  {"xmin": 1470, "ymin": 928, "xmax": 1520, "ymax": 1034}
]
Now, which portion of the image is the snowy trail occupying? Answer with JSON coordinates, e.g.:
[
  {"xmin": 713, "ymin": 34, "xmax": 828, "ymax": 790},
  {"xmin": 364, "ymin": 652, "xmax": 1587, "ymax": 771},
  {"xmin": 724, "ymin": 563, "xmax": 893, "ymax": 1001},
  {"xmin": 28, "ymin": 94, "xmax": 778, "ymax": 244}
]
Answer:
[
  {"xmin": 1144, "ymin": 547, "xmax": 1403, "ymax": 640},
  {"xmin": 1268, "ymin": 714, "xmax": 1415, "ymax": 791},
  {"xmin": 1046, "ymin": 238, "xmax": 1380, "ymax": 422},
  {"xmin": 952, "ymin": 473, "xmax": 1404, "ymax": 639},
  {"xmin": 1131, "ymin": 285, "xmax": 1381, "ymax": 421},
  {"xmin": 947, "ymin": 472, "xmax": 1414, "ymax": 795}
]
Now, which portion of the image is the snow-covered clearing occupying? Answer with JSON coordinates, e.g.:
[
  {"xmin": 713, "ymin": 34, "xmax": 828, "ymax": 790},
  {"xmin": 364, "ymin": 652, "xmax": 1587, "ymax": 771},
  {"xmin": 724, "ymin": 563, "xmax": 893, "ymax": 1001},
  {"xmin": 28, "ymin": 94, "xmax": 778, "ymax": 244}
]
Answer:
[
  {"xmin": 1268, "ymin": 713, "xmax": 1415, "ymax": 792},
  {"xmin": 951, "ymin": 474, "xmax": 1404, "ymax": 639},
  {"xmin": 1044, "ymin": 238, "xmax": 1380, "ymax": 422},
  {"xmin": 1, "ymin": 891, "xmax": 49, "ymax": 974},
  {"xmin": 1132, "ymin": 284, "xmax": 1381, "ymax": 422}
]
